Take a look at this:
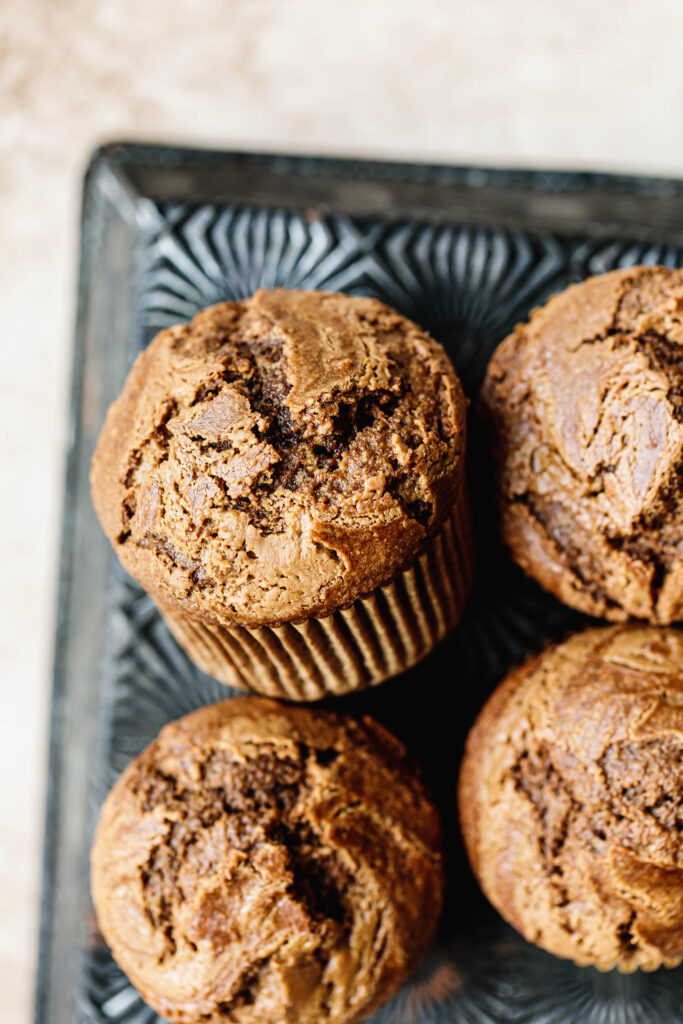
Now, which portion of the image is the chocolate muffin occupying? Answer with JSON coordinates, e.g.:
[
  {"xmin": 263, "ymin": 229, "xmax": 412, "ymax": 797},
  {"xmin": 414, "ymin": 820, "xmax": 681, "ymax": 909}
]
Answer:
[
  {"xmin": 481, "ymin": 265, "xmax": 683, "ymax": 623},
  {"xmin": 91, "ymin": 289, "xmax": 472, "ymax": 699},
  {"xmin": 91, "ymin": 697, "xmax": 444, "ymax": 1024},
  {"xmin": 458, "ymin": 624, "xmax": 683, "ymax": 971}
]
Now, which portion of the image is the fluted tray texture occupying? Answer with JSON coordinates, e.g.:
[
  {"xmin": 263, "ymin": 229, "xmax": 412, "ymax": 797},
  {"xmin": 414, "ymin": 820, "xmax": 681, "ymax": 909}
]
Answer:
[{"xmin": 37, "ymin": 147, "xmax": 683, "ymax": 1024}]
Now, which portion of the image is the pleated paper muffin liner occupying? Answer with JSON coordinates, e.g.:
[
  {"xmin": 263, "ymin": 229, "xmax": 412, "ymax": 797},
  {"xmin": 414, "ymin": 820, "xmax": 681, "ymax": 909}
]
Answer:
[{"xmin": 158, "ymin": 493, "xmax": 474, "ymax": 702}]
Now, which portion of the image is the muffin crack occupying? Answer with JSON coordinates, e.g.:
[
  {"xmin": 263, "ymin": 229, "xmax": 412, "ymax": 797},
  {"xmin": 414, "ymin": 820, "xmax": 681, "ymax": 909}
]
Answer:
[
  {"xmin": 509, "ymin": 744, "xmax": 584, "ymax": 919},
  {"xmin": 616, "ymin": 910, "xmax": 638, "ymax": 956},
  {"xmin": 598, "ymin": 736, "xmax": 683, "ymax": 837},
  {"xmin": 511, "ymin": 491, "xmax": 621, "ymax": 610},
  {"xmin": 640, "ymin": 330, "xmax": 683, "ymax": 423},
  {"xmin": 214, "ymin": 958, "xmax": 268, "ymax": 1019}
]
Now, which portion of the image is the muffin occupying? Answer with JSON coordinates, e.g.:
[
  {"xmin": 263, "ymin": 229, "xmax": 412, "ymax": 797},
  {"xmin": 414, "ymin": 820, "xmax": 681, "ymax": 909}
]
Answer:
[
  {"xmin": 91, "ymin": 697, "xmax": 444, "ymax": 1024},
  {"xmin": 91, "ymin": 289, "xmax": 472, "ymax": 699},
  {"xmin": 458, "ymin": 624, "xmax": 683, "ymax": 971},
  {"xmin": 481, "ymin": 265, "xmax": 683, "ymax": 623}
]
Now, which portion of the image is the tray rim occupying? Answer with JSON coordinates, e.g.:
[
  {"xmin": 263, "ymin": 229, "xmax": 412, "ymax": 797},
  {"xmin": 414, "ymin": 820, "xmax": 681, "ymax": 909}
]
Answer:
[
  {"xmin": 35, "ymin": 141, "xmax": 683, "ymax": 1024},
  {"xmin": 88, "ymin": 138, "xmax": 683, "ymax": 192},
  {"xmin": 83, "ymin": 141, "xmax": 683, "ymax": 242}
]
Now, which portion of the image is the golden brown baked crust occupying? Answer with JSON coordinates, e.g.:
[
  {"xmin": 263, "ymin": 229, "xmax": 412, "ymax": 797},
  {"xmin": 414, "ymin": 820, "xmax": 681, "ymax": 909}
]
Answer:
[
  {"xmin": 458, "ymin": 625, "xmax": 683, "ymax": 971},
  {"xmin": 91, "ymin": 289, "xmax": 466, "ymax": 628},
  {"xmin": 480, "ymin": 266, "xmax": 683, "ymax": 623},
  {"xmin": 91, "ymin": 697, "xmax": 444, "ymax": 1024}
]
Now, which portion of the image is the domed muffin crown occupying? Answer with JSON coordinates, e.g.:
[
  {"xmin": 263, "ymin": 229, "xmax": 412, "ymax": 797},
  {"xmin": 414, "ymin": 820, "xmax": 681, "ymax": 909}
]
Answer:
[
  {"xmin": 91, "ymin": 289, "xmax": 466, "ymax": 627},
  {"xmin": 481, "ymin": 266, "xmax": 683, "ymax": 623},
  {"xmin": 92, "ymin": 697, "xmax": 443, "ymax": 1024},
  {"xmin": 459, "ymin": 625, "xmax": 683, "ymax": 971}
]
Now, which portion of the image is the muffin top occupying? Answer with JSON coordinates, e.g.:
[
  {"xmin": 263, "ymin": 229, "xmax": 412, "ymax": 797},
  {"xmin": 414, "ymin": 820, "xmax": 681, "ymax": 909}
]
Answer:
[
  {"xmin": 459, "ymin": 625, "xmax": 683, "ymax": 971},
  {"xmin": 481, "ymin": 266, "xmax": 683, "ymax": 623},
  {"xmin": 91, "ymin": 697, "xmax": 443, "ymax": 1024},
  {"xmin": 91, "ymin": 289, "xmax": 466, "ymax": 627}
]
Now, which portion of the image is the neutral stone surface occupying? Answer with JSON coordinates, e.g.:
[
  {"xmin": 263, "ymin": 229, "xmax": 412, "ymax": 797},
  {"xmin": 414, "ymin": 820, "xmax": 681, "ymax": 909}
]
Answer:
[{"xmin": 4, "ymin": 1, "xmax": 683, "ymax": 1021}]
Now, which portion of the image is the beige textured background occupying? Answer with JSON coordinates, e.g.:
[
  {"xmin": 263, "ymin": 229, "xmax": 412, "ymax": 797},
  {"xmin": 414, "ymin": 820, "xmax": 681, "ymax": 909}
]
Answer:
[{"xmin": 4, "ymin": 1, "xmax": 683, "ymax": 1021}]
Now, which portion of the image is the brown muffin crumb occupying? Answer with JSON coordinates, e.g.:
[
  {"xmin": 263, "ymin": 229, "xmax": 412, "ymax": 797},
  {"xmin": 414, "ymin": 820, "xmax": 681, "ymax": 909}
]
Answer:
[
  {"xmin": 91, "ymin": 289, "xmax": 466, "ymax": 628},
  {"xmin": 459, "ymin": 625, "xmax": 683, "ymax": 971},
  {"xmin": 92, "ymin": 697, "xmax": 443, "ymax": 1024},
  {"xmin": 480, "ymin": 266, "xmax": 683, "ymax": 623}
]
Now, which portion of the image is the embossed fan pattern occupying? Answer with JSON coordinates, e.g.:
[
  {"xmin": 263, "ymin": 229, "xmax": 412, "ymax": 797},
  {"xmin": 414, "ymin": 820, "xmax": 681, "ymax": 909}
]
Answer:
[{"xmin": 81, "ymin": 197, "xmax": 683, "ymax": 1024}]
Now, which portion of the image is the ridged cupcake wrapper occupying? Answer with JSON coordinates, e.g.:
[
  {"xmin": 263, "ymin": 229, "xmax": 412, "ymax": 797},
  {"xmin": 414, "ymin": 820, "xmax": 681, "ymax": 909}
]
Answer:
[{"xmin": 158, "ymin": 495, "xmax": 474, "ymax": 701}]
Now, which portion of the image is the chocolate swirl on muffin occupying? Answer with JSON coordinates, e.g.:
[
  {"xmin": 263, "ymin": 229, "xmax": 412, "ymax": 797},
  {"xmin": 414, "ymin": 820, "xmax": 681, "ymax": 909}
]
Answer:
[
  {"xmin": 459, "ymin": 625, "xmax": 683, "ymax": 971},
  {"xmin": 92, "ymin": 698, "xmax": 444, "ymax": 1024},
  {"xmin": 481, "ymin": 266, "xmax": 683, "ymax": 622}
]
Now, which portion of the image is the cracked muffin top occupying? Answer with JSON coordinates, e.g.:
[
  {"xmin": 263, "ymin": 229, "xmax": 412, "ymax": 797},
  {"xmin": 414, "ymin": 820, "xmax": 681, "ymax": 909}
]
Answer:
[
  {"xmin": 481, "ymin": 266, "xmax": 683, "ymax": 623},
  {"xmin": 90, "ymin": 289, "xmax": 466, "ymax": 627},
  {"xmin": 459, "ymin": 624, "xmax": 683, "ymax": 971},
  {"xmin": 91, "ymin": 697, "xmax": 443, "ymax": 1024}
]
